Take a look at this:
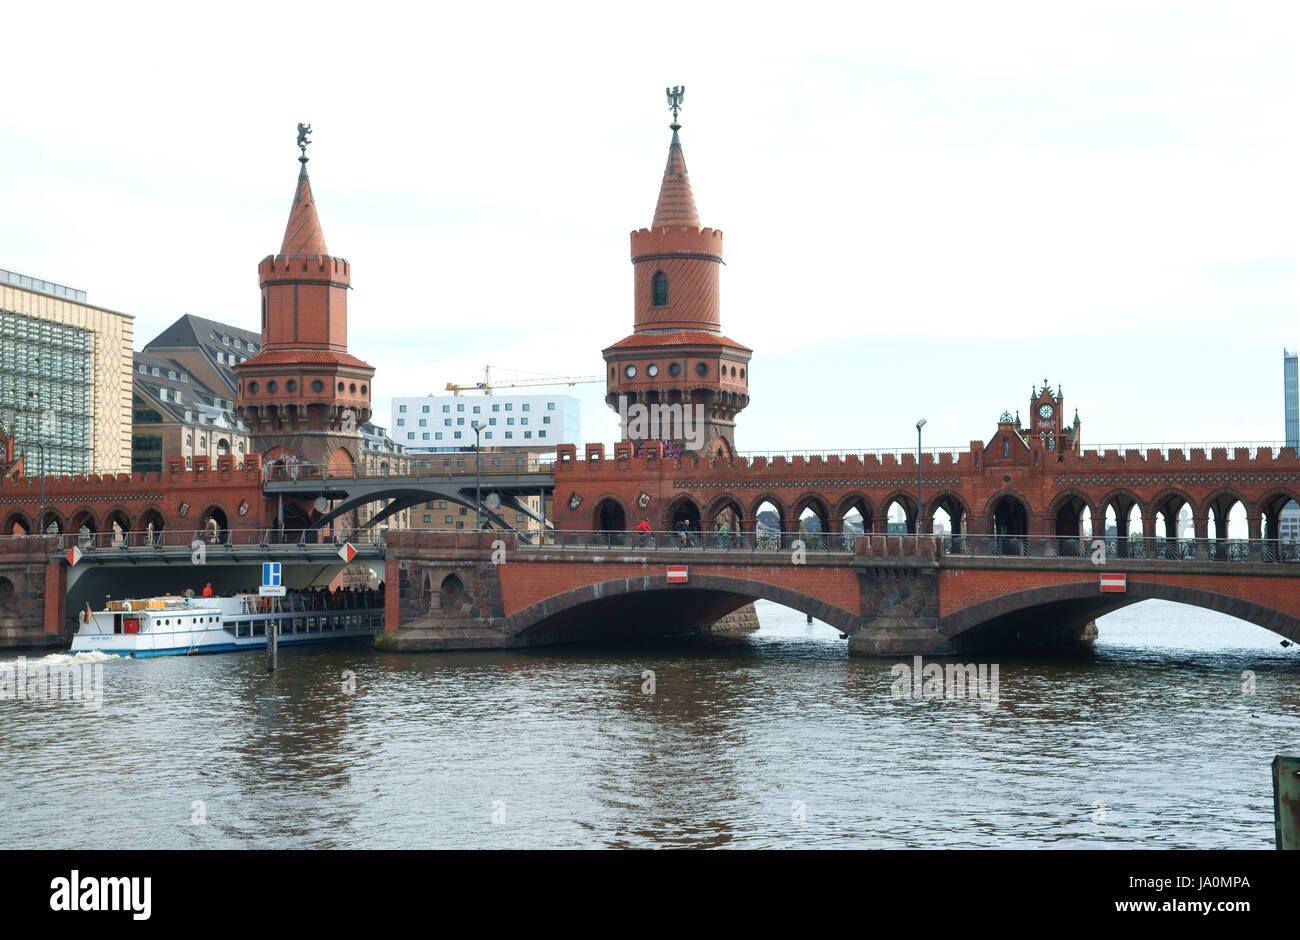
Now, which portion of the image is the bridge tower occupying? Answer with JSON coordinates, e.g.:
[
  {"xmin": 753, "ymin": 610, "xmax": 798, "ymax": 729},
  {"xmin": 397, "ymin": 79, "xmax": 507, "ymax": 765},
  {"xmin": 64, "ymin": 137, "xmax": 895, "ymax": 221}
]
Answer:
[
  {"xmin": 602, "ymin": 88, "xmax": 752, "ymax": 458},
  {"xmin": 234, "ymin": 129, "xmax": 375, "ymax": 473}
]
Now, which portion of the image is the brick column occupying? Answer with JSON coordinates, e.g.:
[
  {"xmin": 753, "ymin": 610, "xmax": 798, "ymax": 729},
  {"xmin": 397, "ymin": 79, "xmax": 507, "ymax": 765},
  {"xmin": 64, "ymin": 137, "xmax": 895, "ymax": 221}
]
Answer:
[
  {"xmin": 1247, "ymin": 512, "xmax": 1263, "ymax": 561},
  {"xmin": 1193, "ymin": 511, "xmax": 1209, "ymax": 559},
  {"xmin": 384, "ymin": 555, "xmax": 400, "ymax": 633},
  {"xmin": 42, "ymin": 560, "xmax": 67, "ymax": 635}
]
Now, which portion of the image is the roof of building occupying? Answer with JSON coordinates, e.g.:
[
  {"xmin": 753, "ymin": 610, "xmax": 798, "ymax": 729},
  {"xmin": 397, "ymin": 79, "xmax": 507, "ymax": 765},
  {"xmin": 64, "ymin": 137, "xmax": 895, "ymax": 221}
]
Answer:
[
  {"xmin": 132, "ymin": 351, "xmax": 246, "ymax": 432},
  {"xmin": 235, "ymin": 348, "xmax": 373, "ymax": 369},
  {"xmin": 280, "ymin": 163, "xmax": 328, "ymax": 257},
  {"xmin": 142, "ymin": 314, "xmax": 262, "ymax": 395},
  {"xmin": 603, "ymin": 330, "xmax": 752, "ymax": 353},
  {"xmin": 651, "ymin": 125, "xmax": 701, "ymax": 230}
]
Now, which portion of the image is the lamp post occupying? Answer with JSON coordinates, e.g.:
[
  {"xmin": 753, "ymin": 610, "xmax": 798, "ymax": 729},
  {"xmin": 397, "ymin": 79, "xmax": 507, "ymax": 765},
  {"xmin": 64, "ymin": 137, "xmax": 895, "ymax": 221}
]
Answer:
[
  {"xmin": 915, "ymin": 418, "xmax": 927, "ymax": 538},
  {"xmin": 35, "ymin": 441, "xmax": 46, "ymax": 536},
  {"xmin": 473, "ymin": 421, "xmax": 483, "ymax": 530}
]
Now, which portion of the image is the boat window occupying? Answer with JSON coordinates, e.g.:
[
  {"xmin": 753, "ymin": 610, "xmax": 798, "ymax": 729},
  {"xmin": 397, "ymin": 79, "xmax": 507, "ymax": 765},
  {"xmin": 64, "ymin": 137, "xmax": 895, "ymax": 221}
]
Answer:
[{"xmin": 253, "ymin": 622, "xmax": 265, "ymax": 637}]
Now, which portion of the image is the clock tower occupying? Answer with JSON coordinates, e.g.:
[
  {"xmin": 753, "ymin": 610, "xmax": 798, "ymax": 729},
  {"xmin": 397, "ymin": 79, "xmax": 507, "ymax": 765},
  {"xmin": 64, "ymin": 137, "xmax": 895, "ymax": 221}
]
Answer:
[{"xmin": 1028, "ymin": 380, "xmax": 1081, "ymax": 456}]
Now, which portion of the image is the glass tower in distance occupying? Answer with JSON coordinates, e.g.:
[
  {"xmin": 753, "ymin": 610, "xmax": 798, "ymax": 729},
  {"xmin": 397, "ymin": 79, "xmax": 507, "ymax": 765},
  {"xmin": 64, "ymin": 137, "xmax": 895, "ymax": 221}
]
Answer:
[{"xmin": 1282, "ymin": 349, "xmax": 1299, "ymax": 543}]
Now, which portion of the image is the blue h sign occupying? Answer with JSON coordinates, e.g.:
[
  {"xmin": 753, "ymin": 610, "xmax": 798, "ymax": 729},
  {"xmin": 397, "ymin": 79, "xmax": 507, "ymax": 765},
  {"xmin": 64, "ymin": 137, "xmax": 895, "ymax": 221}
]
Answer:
[{"xmin": 262, "ymin": 562, "xmax": 282, "ymax": 588}]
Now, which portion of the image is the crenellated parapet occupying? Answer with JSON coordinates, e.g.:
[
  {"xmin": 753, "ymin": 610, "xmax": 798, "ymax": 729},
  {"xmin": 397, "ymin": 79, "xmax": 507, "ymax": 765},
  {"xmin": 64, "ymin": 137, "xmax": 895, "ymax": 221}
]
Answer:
[{"xmin": 629, "ymin": 226, "xmax": 723, "ymax": 261}]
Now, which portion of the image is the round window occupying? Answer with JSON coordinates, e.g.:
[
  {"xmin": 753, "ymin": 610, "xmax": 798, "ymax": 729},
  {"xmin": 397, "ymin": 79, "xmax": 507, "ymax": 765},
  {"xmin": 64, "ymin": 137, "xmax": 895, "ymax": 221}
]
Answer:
[
  {"xmin": 267, "ymin": 380, "xmax": 278, "ymax": 393},
  {"xmin": 248, "ymin": 381, "xmax": 259, "ymax": 394},
  {"xmin": 668, "ymin": 363, "xmax": 681, "ymax": 377},
  {"xmin": 625, "ymin": 365, "xmax": 637, "ymax": 378},
  {"xmin": 647, "ymin": 364, "xmax": 659, "ymax": 377},
  {"xmin": 311, "ymin": 380, "xmax": 324, "ymax": 392},
  {"xmin": 695, "ymin": 362, "xmax": 708, "ymax": 377},
  {"xmin": 349, "ymin": 383, "xmax": 357, "ymax": 394},
  {"xmin": 286, "ymin": 379, "xmax": 297, "ymax": 392},
  {"xmin": 360, "ymin": 385, "xmax": 367, "ymax": 395},
  {"xmin": 338, "ymin": 382, "xmax": 345, "ymax": 392}
]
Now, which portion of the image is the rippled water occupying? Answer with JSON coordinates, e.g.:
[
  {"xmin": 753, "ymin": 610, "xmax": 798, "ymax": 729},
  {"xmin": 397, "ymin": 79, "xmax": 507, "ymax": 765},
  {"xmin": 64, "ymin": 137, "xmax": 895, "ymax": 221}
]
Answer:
[{"xmin": 2, "ymin": 600, "xmax": 1296, "ymax": 848}]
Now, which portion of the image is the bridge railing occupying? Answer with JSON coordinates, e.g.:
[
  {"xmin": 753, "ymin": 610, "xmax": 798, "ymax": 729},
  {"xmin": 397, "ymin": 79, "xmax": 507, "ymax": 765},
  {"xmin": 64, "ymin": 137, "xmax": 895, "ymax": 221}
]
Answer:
[
  {"xmin": 262, "ymin": 459, "xmax": 555, "ymax": 482},
  {"xmin": 943, "ymin": 534, "xmax": 1300, "ymax": 563},
  {"xmin": 0, "ymin": 526, "xmax": 389, "ymax": 554},
  {"xmin": 528, "ymin": 529, "xmax": 858, "ymax": 553},
  {"xmin": 520, "ymin": 528, "xmax": 1300, "ymax": 563}
]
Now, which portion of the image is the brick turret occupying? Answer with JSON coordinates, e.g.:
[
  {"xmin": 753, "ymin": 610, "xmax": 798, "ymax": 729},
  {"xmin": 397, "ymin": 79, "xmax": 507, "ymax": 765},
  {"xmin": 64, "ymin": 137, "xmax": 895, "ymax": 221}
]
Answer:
[
  {"xmin": 234, "ymin": 138, "xmax": 375, "ymax": 473},
  {"xmin": 603, "ymin": 92, "xmax": 751, "ymax": 458}
]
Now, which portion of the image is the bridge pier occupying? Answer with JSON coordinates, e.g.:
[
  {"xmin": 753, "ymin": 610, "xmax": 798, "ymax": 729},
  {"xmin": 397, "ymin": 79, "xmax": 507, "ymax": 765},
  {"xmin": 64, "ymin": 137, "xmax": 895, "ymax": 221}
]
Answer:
[
  {"xmin": 0, "ymin": 540, "xmax": 66, "ymax": 650},
  {"xmin": 848, "ymin": 537, "xmax": 951, "ymax": 657}
]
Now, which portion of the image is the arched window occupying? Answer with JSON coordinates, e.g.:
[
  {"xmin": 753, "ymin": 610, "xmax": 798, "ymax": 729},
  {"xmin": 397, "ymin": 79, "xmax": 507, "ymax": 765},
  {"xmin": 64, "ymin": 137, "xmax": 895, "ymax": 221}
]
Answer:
[
  {"xmin": 1002, "ymin": 436, "xmax": 1009, "ymax": 458},
  {"xmin": 652, "ymin": 271, "xmax": 668, "ymax": 307}
]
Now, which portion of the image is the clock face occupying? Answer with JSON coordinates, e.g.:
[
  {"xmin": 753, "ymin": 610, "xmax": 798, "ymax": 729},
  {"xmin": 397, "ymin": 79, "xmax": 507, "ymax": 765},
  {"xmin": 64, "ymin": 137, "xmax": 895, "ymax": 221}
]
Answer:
[{"xmin": 1038, "ymin": 403, "xmax": 1054, "ymax": 420}]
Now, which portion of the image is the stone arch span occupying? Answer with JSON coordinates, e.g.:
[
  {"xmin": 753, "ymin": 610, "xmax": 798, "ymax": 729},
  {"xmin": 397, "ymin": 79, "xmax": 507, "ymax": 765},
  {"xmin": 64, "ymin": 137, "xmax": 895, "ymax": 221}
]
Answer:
[
  {"xmin": 938, "ymin": 578, "xmax": 1300, "ymax": 646},
  {"xmin": 505, "ymin": 572, "xmax": 860, "ymax": 640}
]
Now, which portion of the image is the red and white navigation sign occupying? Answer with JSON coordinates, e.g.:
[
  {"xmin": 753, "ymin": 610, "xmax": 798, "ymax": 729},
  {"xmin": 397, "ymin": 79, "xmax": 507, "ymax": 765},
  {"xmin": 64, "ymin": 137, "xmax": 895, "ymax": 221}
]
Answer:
[
  {"xmin": 667, "ymin": 565, "xmax": 688, "ymax": 584},
  {"xmin": 1100, "ymin": 573, "xmax": 1126, "ymax": 593},
  {"xmin": 65, "ymin": 545, "xmax": 83, "ymax": 567},
  {"xmin": 338, "ymin": 541, "xmax": 357, "ymax": 563}
]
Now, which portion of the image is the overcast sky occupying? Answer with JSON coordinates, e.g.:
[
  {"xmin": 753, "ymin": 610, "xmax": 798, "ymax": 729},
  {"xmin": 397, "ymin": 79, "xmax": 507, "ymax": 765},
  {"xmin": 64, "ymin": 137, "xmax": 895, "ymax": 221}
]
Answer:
[{"xmin": 2, "ymin": 1, "xmax": 1295, "ymax": 453}]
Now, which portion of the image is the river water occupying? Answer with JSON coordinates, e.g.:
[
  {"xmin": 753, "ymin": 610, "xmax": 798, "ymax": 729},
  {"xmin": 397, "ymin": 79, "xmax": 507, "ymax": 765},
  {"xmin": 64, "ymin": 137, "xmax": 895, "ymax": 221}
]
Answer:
[{"xmin": 2, "ymin": 600, "xmax": 1296, "ymax": 849}]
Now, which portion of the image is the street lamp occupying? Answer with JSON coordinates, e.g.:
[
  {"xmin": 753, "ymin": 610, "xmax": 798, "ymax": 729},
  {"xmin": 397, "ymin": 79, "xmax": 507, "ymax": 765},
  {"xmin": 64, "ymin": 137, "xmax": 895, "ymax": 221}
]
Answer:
[
  {"xmin": 915, "ymin": 418, "xmax": 927, "ymax": 538},
  {"xmin": 473, "ymin": 421, "xmax": 483, "ymax": 530}
]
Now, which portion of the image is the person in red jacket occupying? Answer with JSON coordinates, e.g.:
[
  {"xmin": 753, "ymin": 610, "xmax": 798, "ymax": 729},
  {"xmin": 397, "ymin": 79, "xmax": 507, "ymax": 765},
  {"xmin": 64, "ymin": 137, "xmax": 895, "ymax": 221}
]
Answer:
[{"xmin": 201, "ymin": 582, "xmax": 214, "ymax": 597}]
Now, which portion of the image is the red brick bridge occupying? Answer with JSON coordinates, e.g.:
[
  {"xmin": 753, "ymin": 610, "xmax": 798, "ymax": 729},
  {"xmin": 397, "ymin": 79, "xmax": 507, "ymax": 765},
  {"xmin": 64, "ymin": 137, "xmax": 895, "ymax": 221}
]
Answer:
[{"xmin": 380, "ymin": 530, "xmax": 1300, "ymax": 656}]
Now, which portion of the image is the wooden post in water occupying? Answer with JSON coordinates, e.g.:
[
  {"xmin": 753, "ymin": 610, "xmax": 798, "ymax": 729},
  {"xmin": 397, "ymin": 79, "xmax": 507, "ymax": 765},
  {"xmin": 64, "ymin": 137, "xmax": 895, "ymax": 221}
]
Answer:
[{"xmin": 266, "ymin": 621, "xmax": 278, "ymax": 672}]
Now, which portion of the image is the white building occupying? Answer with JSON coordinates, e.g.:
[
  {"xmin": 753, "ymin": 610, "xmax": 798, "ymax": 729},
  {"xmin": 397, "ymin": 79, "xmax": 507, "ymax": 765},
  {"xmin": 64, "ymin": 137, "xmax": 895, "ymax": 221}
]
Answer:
[{"xmin": 391, "ymin": 393, "xmax": 580, "ymax": 453}]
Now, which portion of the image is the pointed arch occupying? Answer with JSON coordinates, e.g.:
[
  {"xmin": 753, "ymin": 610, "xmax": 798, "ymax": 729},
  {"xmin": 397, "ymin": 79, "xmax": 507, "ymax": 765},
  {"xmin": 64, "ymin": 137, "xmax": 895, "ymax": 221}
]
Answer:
[{"xmin": 1, "ymin": 510, "xmax": 32, "ymax": 537}]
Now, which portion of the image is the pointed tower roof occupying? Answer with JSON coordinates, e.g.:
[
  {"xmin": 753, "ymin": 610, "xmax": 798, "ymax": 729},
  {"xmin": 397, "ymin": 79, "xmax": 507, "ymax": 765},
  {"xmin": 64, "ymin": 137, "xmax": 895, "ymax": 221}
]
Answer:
[
  {"xmin": 280, "ymin": 159, "xmax": 328, "ymax": 256},
  {"xmin": 651, "ymin": 124, "xmax": 701, "ymax": 229}
]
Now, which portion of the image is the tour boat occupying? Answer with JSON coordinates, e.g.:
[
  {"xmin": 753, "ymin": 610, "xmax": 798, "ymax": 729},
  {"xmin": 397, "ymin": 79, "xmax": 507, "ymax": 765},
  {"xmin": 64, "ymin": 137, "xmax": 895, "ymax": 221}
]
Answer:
[{"xmin": 70, "ymin": 590, "xmax": 384, "ymax": 657}]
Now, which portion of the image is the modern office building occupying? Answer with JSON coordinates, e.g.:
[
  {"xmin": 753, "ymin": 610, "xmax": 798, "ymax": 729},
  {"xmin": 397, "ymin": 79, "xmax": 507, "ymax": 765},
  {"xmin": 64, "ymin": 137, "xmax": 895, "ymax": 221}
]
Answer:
[
  {"xmin": 1286, "ymin": 350, "xmax": 1299, "ymax": 449},
  {"xmin": 0, "ymin": 267, "xmax": 134, "ymax": 475},
  {"xmin": 391, "ymin": 393, "xmax": 579, "ymax": 453},
  {"xmin": 1283, "ymin": 350, "xmax": 1299, "ymax": 542}
]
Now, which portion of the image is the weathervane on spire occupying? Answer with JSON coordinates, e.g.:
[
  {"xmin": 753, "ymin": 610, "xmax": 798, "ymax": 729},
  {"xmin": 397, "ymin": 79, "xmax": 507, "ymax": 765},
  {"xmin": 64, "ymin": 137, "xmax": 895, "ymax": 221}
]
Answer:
[
  {"xmin": 666, "ymin": 86, "xmax": 685, "ymax": 125},
  {"xmin": 296, "ymin": 122, "xmax": 312, "ymax": 163}
]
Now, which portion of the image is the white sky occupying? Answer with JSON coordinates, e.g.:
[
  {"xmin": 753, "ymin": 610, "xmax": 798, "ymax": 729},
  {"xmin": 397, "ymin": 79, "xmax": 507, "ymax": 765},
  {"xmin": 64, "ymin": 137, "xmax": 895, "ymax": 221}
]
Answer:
[{"xmin": 1, "ymin": 0, "xmax": 1295, "ymax": 452}]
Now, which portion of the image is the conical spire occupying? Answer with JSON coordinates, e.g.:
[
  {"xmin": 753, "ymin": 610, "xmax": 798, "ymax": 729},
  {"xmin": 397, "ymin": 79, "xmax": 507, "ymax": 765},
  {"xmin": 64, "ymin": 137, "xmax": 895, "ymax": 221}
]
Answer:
[
  {"xmin": 280, "ymin": 160, "xmax": 328, "ymax": 256},
  {"xmin": 651, "ymin": 125, "xmax": 701, "ymax": 230}
]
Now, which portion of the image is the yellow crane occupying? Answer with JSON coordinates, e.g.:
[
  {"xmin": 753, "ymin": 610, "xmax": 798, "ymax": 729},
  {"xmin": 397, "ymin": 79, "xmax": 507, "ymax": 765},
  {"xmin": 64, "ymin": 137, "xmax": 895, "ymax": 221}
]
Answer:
[{"xmin": 445, "ymin": 365, "xmax": 603, "ymax": 396}]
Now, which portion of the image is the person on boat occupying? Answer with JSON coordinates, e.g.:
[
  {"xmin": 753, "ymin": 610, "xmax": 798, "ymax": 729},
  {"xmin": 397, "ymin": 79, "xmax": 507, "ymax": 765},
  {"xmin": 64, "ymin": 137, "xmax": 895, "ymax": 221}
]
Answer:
[{"xmin": 202, "ymin": 582, "xmax": 214, "ymax": 598}]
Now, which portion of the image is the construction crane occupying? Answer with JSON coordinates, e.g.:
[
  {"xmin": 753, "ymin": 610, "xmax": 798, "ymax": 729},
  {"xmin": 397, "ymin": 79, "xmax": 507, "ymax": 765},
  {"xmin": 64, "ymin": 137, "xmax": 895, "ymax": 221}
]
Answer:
[{"xmin": 445, "ymin": 365, "xmax": 603, "ymax": 396}]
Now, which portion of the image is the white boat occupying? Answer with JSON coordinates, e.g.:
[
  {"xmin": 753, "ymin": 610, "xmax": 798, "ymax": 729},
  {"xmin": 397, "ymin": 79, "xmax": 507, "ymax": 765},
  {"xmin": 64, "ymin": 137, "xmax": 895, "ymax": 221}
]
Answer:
[{"xmin": 70, "ymin": 591, "xmax": 383, "ymax": 657}]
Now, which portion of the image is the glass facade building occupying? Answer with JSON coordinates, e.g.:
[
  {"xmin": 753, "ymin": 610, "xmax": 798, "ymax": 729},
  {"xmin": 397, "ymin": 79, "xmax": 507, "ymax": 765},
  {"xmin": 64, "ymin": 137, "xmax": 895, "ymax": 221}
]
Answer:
[
  {"xmin": 0, "ymin": 308, "xmax": 95, "ymax": 475},
  {"xmin": 1283, "ymin": 350, "xmax": 1299, "ymax": 542},
  {"xmin": 1285, "ymin": 349, "xmax": 1298, "ymax": 449}
]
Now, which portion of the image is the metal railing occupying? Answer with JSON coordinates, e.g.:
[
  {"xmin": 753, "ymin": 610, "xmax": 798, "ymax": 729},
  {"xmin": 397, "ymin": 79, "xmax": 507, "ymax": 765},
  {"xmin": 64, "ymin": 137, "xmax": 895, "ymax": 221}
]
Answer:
[
  {"xmin": 527, "ymin": 528, "xmax": 856, "ymax": 553},
  {"xmin": 942, "ymin": 534, "xmax": 1300, "ymax": 563},
  {"xmin": 262, "ymin": 459, "xmax": 555, "ymax": 482},
  {"xmin": 0, "ymin": 526, "xmax": 389, "ymax": 553},
  {"xmin": 519, "ymin": 528, "xmax": 1300, "ymax": 564}
]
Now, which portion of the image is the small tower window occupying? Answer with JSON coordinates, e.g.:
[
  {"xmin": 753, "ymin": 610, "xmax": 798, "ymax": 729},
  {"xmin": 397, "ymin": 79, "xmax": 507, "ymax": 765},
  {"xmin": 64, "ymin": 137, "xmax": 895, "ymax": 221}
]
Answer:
[
  {"xmin": 1002, "ymin": 437, "xmax": 1009, "ymax": 457},
  {"xmin": 652, "ymin": 271, "xmax": 668, "ymax": 307}
]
